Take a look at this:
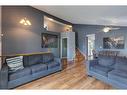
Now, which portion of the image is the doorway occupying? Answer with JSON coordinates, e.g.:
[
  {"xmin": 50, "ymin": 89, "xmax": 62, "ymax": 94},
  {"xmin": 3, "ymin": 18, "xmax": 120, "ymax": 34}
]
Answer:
[
  {"xmin": 87, "ymin": 34, "xmax": 95, "ymax": 59},
  {"xmin": 62, "ymin": 38, "xmax": 67, "ymax": 58}
]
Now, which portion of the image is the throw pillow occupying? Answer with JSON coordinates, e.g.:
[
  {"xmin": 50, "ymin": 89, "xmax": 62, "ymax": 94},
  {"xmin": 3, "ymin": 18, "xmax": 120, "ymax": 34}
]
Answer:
[{"xmin": 6, "ymin": 56, "xmax": 24, "ymax": 73}]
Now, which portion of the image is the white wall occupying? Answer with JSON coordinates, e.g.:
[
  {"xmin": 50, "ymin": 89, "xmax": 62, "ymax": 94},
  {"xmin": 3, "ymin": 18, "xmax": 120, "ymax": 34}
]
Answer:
[
  {"xmin": 0, "ymin": 6, "xmax": 1, "ymax": 70},
  {"xmin": 61, "ymin": 32, "xmax": 75, "ymax": 61},
  {"xmin": 44, "ymin": 16, "xmax": 72, "ymax": 32},
  {"xmin": 68, "ymin": 32, "xmax": 75, "ymax": 61}
]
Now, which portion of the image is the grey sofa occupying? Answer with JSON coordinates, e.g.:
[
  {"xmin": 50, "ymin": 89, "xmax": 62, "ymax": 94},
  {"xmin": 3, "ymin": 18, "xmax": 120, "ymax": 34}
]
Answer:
[
  {"xmin": 86, "ymin": 55, "xmax": 127, "ymax": 89},
  {"xmin": 0, "ymin": 53, "xmax": 62, "ymax": 89}
]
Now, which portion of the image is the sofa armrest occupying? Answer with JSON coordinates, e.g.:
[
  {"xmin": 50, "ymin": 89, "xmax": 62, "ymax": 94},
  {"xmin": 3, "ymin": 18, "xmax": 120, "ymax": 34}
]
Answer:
[
  {"xmin": 0, "ymin": 64, "xmax": 8, "ymax": 89},
  {"xmin": 89, "ymin": 59, "xmax": 98, "ymax": 66},
  {"xmin": 54, "ymin": 58, "xmax": 62, "ymax": 70},
  {"xmin": 86, "ymin": 59, "xmax": 98, "ymax": 75},
  {"xmin": 54, "ymin": 58, "xmax": 61, "ymax": 63}
]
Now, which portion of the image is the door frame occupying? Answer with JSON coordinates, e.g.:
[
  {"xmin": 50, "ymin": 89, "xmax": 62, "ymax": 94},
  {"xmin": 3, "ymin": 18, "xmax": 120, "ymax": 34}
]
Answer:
[
  {"xmin": 61, "ymin": 37, "xmax": 68, "ymax": 59},
  {"xmin": 86, "ymin": 34, "xmax": 95, "ymax": 59}
]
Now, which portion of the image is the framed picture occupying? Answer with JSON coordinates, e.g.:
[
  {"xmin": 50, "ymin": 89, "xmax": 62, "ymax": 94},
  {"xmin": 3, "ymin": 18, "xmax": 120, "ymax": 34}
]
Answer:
[
  {"xmin": 103, "ymin": 36, "xmax": 124, "ymax": 49},
  {"xmin": 41, "ymin": 33, "xmax": 58, "ymax": 48}
]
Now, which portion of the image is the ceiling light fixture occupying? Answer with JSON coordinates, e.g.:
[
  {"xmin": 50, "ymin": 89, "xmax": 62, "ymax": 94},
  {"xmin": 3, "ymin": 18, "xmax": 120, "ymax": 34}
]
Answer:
[
  {"xmin": 19, "ymin": 18, "xmax": 31, "ymax": 26},
  {"xmin": 103, "ymin": 27, "xmax": 111, "ymax": 33}
]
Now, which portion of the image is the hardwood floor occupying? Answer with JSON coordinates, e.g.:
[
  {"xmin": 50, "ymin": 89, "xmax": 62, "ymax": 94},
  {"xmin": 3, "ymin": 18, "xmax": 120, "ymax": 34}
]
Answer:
[{"xmin": 16, "ymin": 60, "xmax": 112, "ymax": 89}]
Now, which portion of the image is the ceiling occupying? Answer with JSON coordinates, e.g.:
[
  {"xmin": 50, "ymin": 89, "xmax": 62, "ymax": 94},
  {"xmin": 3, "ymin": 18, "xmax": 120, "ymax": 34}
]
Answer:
[{"xmin": 33, "ymin": 6, "xmax": 127, "ymax": 26}]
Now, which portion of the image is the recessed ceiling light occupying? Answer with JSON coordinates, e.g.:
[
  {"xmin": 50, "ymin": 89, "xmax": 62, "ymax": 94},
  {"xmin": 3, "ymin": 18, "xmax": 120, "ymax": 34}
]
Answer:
[
  {"xmin": 48, "ymin": 18, "xmax": 53, "ymax": 21},
  {"xmin": 68, "ymin": 25, "xmax": 72, "ymax": 28}
]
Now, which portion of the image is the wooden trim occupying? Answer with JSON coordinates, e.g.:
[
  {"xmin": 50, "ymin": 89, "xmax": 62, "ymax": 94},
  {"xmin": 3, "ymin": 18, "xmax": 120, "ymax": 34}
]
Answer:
[
  {"xmin": 16, "ymin": 52, "xmax": 51, "ymax": 56},
  {"xmin": 0, "ymin": 52, "xmax": 51, "ymax": 57}
]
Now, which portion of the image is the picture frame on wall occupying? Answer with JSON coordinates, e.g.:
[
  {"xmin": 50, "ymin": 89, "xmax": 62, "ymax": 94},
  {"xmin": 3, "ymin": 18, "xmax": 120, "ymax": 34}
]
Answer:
[
  {"xmin": 103, "ymin": 36, "xmax": 124, "ymax": 49},
  {"xmin": 41, "ymin": 33, "xmax": 58, "ymax": 48}
]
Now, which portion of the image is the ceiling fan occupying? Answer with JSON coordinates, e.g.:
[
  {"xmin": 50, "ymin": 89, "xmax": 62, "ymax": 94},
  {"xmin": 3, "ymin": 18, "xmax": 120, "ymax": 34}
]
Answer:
[{"xmin": 102, "ymin": 26, "xmax": 120, "ymax": 33}]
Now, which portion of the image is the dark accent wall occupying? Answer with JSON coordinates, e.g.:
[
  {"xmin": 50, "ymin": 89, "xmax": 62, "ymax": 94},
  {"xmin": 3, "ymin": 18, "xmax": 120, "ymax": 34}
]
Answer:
[
  {"xmin": 42, "ymin": 30, "xmax": 60, "ymax": 57},
  {"xmin": 73, "ymin": 24, "xmax": 127, "ymax": 56},
  {"xmin": 2, "ymin": 6, "xmax": 46, "ymax": 55},
  {"xmin": 2, "ymin": 6, "xmax": 71, "ymax": 57}
]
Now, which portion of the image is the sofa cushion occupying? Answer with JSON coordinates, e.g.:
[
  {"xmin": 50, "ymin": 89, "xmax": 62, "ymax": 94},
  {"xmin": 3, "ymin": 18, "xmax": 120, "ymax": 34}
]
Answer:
[
  {"xmin": 98, "ymin": 55, "xmax": 115, "ymax": 67},
  {"xmin": 43, "ymin": 53, "xmax": 54, "ymax": 63},
  {"xmin": 24, "ymin": 55, "xmax": 43, "ymax": 67},
  {"xmin": 9, "ymin": 67, "xmax": 31, "ymax": 81},
  {"xmin": 47, "ymin": 61, "xmax": 60, "ymax": 69},
  {"xmin": 23, "ymin": 56, "xmax": 29, "ymax": 67},
  {"xmin": 91, "ymin": 64, "xmax": 113, "ymax": 77},
  {"xmin": 6, "ymin": 56, "xmax": 24, "ymax": 73},
  {"xmin": 115, "ymin": 57, "xmax": 127, "ymax": 72},
  {"xmin": 108, "ymin": 70, "xmax": 127, "ymax": 84},
  {"xmin": 30, "ymin": 64, "xmax": 47, "ymax": 74}
]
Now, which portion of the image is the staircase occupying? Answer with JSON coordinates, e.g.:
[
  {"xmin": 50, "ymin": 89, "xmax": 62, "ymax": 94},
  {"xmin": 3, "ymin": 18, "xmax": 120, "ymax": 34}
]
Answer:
[
  {"xmin": 74, "ymin": 48, "xmax": 85, "ymax": 62},
  {"xmin": 61, "ymin": 48, "xmax": 86, "ymax": 69}
]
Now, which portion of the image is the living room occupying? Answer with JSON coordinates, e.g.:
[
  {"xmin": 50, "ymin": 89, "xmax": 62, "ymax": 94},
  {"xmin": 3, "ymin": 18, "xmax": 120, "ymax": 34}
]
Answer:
[{"xmin": 1, "ymin": 4, "xmax": 127, "ymax": 92}]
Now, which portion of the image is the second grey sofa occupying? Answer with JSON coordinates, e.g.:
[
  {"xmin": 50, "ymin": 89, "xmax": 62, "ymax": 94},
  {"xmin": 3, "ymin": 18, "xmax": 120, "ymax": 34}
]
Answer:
[{"xmin": 86, "ymin": 55, "xmax": 127, "ymax": 89}]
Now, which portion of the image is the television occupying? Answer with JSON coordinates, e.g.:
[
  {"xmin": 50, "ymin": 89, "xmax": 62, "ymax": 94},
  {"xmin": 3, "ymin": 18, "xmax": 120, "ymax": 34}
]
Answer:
[{"xmin": 41, "ymin": 33, "xmax": 58, "ymax": 48}]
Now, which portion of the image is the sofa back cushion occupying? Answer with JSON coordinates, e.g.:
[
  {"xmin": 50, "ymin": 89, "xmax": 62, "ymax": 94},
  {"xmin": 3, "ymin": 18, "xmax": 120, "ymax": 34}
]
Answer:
[
  {"xmin": 23, "ymin": 53, "xmax": 54, "ymax": 67},
  {"xmin": 23, "ymin": 54, "xmax": 43, "ymax": 67},
  {"xmin": 98, "ymin": 50, "xmax": 119, "ymax": 56},
  {"xmin": 43, "ymin": 53, "xmax": 54, "ymax": 63},
  {"xmin": 98, "ymin": 55, "xmax": 115, "ymax": 67},
  {"xmin": 23, "ymin": 56, "xmax": 29, "ymax": 67},
  {"xmin": 115, "ymin": 56, "xmax": 127, "ymax": 72}
]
